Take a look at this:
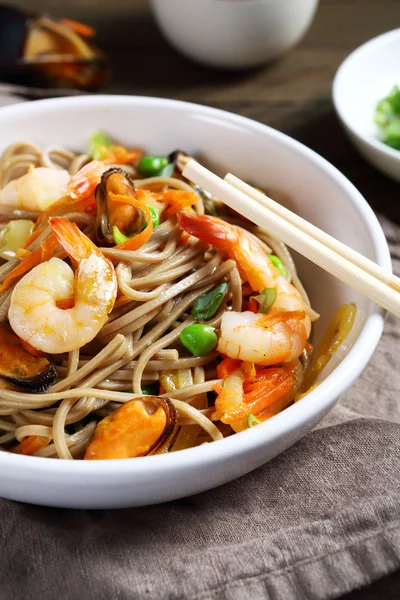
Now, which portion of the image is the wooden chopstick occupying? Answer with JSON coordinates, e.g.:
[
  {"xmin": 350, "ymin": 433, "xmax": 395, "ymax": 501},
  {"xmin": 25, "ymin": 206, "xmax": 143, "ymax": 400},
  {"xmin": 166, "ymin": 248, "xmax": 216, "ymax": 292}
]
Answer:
[
  {"xmin": 225, "ymin": 173, "xmax": 400, "ymax": 290},
  {"xmin": 182, "ymin": 160, "xmax": 400, "ymax": 318}
]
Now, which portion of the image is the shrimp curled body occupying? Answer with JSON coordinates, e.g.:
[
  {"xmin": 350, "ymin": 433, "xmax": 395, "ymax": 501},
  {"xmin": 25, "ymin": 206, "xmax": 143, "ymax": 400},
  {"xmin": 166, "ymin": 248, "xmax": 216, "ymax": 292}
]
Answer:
[
  {"xmin": 179, "ymin": 213, "xmax": 312, "ymax": 365},
  {"xmin": 0, "ymin": 167, "xmax": 70, "ymax": 211},
  {"xmin": 8, "ymin": 218, "xmax": 117, "ymax": 353}
]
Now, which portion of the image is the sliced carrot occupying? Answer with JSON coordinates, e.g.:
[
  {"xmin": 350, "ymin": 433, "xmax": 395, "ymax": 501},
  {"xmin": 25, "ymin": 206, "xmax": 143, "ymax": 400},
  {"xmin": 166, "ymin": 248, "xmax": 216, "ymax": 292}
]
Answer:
[
  {"xmin": 22, "ymin": 227, "xmax": 45, "ymax": 249},
  {"xmin": 245, "ymin": 376, "xmax": 295, "ymax": 415},
  {"xmin": 102, "ymin": 148, "xmax": 143, "ymax": 165},
  {"xmin": 217, "ymin": 357, "xmax": 241, "ymax": 379},
  {"xmin": 108, "ymin": 191, "xmax": 153, "ymax": 251},
  {"xmin": 12, "ymin": 436, "xmax": 49, "ymax": 456},
  {"xmin": 149, "ymin": 190, "xmax": 198, "ymax": 218}
]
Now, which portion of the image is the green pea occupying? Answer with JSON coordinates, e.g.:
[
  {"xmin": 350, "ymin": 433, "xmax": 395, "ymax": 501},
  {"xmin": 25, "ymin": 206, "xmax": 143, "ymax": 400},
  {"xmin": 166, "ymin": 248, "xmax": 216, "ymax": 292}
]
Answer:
[
  {"xmin": 112, "ymin": 225, "xmax": 129, "ymax": 245},
  {"xmin": 268, "ymin": 254, "xmax": 287, "ymax": 277},
  {"xmin": 253, "ymin": 288, "xmax": 277, "ymax": 313},
  {"xmin": 247, "ymin": 413, "xmax": 261, "ymax": 428},
  {"xmin": 192, "ymin": 283, "xmax": 229, "ymax": 321},
  {"xmin": 180, "ymin": 324, "xmax": 218, "ymax": 357},
  {"xmin": 139, "ymin": 156, "xmax": 169, "ymax": 177},
  {"xmin": 141, "ymin": 383, "xmax": 159, "ymax": 396}
]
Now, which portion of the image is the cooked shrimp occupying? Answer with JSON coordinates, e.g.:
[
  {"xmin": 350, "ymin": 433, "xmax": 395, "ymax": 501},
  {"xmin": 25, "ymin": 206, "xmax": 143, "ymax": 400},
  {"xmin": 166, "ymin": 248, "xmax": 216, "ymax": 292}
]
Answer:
[
  {"xmin": 68, "ymin": 160, "xmax": 109, "ymax": 201},
  {"xmin": 0, "ymin": 167, "xmax": 70, "ymax": 211},
  {"xmin": 179, "ymin": 213, "xmax": 311, "ymax": 365},
  {"xmin": 8, "ymin": 217, "xmax": 117, "ymax": 353}
]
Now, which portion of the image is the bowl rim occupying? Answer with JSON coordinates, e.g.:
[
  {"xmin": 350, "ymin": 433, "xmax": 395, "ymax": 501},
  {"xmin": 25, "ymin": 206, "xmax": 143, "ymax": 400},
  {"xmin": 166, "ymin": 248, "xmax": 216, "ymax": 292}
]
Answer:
[
  {"xmin": 332, "ymin": 27, "xmax": 400, "ymax": 161},
  {"xmin": 0, "ymin": 94, "xmax": 391, "ymax": 477}
]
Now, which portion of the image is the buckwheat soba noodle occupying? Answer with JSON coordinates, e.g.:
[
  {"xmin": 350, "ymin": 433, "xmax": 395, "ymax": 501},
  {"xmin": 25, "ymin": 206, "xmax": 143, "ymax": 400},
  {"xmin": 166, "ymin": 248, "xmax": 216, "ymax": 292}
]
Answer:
[{"xmin": 0, "ymin": 133, "xmax": 356, "ymax": 460}]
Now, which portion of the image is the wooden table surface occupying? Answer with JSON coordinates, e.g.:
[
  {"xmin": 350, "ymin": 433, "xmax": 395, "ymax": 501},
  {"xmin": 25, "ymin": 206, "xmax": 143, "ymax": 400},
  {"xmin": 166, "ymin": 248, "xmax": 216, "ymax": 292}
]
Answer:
[{"xmin": 11, "ymin": 0, "xmax": 400, "ymax": 597}]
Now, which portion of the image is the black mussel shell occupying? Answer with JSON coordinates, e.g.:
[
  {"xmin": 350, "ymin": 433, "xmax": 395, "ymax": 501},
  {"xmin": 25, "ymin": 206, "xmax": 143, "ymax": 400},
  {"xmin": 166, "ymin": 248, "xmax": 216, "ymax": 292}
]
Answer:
[
  {"xmin": 4, "ymin": 363, "xmax": 56, "ymax": 393},
  {"xmin": 145, "ymin": 397, "xmax": 179, "ymax": 455}
]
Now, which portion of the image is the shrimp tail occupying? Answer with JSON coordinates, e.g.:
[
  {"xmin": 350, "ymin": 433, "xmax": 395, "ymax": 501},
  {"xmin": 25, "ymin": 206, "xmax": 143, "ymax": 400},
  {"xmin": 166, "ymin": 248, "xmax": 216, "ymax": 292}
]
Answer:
[
  {"xmin": 68, "ymin": 160, "xmax": 108, "ymax": 201},
  {"xmin": 178, "ymin": 213, "xmax": 236, "ymax": 251},
  {"xmin": 0, "ymin": 232, "xmax": 60, "ymax": 292},
  {"xmin": 49, "ymin": 217, "xmax": 99, "ymax": 262}
]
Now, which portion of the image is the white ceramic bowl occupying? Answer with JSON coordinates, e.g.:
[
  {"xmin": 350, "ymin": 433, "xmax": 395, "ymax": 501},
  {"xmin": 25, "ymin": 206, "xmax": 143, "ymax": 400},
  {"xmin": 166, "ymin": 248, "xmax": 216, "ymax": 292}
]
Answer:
[
  {"xmin": 333, "ymin": 29, "xmax": 400, "ymax": 182},
  {"xmin": 151, "ymin": 0, "xmax": 319, "ymax": 69},
  {"xmin": 0, "ymin": 96, "xmax": 390, "ymax": 509}
]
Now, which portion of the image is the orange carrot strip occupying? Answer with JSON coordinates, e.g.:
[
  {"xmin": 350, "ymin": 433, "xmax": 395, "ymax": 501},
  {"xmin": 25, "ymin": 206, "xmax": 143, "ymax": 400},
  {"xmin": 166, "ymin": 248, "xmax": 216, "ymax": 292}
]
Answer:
[
  {"xmin": 245, "ymin": 377, "xmax": 295, "ymax": 415},
  {"xmin": 102, "ymin": 148, "xmax": 143, "ymax": 165},
  {"xmin": 217, "ymin": 357, "xmax": 241, "ymax": 380},
  {"xmin": 12, "ymin": 436, "xmax": 49, "ymax": 455},
  {"xmin": 109, "ymin": 192, "xmax": 153, "ymax": 251}
]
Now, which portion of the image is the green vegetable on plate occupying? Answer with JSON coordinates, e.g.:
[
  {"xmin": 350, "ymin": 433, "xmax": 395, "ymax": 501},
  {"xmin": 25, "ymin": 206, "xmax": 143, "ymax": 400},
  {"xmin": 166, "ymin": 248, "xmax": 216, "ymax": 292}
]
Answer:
[
  {"xmin": 268, "ymin": 254, "xmax": 287, "ymax": 277},
  {"xmin": 374, "ymin": 85, "xmax": 400, "ymax": 151},
  {"xmin": 192, "ymin": 283, "xmax": 229, "ymax": 321},
  {"xmin": 253, "ymin": 288, "xmax": 277, "ymax": 313},
  {"xmin": 88, "ymin": 130, "xmax": 113, "ymax": 160},
  {"xmin": 247, "ymin": 413, "xmax": 262, "ymax": 428},
  {"xmin": 112, "ymin": 205, "xmax": 159, "ymax": 244}
]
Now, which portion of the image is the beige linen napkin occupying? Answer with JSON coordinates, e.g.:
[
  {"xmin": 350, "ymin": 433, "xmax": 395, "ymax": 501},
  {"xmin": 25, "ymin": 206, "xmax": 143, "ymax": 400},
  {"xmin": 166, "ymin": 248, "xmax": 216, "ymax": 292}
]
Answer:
[{"xmin": 0, "ymin": 89, "xmax": 399, "ymax": 600}]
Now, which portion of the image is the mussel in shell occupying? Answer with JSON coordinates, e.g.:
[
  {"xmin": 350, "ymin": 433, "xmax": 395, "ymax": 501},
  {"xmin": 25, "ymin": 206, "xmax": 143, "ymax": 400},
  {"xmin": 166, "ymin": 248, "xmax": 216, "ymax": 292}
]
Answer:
[
  {"xmin": 0, "ymin": 5, "xmax": 107, "ymax": 90},
  {"xmin": 0, "ymin": 324, "xmax": 56, "ymax": 392},
  {"xmin": 84, "ymin": 397, "xmax": 179, "ymax": 459},
  {"xmin": 95, "ymin": 167, "xmax": 146, "ymax": 245}
]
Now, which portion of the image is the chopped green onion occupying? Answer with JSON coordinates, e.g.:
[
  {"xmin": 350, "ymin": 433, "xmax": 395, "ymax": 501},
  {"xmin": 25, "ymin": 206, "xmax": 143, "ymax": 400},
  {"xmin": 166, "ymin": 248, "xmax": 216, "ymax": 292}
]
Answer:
[
  {"xmin": 0, "ymin": 219, "xmax": 34, "ymax": 260},
  {"xmin": 112, "ymin": 225, "xmax": 129, "ymax": 245},
  {"xmin": 374, "ymin": 85, "xmax": 400, "ymax": 151},
  {"xmin": 180, "ymin": 324, "xmax": 218, "ymax": 357},
  {"xmin": 141, "ymin": 383, "xmax": 159, "ymax": 396},
  {"xmin": 139, "ymin": 156, "xmax": 169, "ymax": 177},
  {"xmin": 144, "ymin": 205, "xmax": 160, "ymax": 229},
  {"xmin": 247, "ymin": 413, "xmax": 262, "ymax": 428},
  {"xmin": 253, "ymin": 288, "xmax": 277, "ymax": 313},
  {"xmin": 158, "ymin": 162, "xmax": 175, "ymax": 178},
  {"xmin": 88, "ymin": 130, "xmax": 113, "ymax": 160},
  {"xmin": 192, "ymin": 283, "xmax": 229, "ymax": 321},
  {"xmin": 268, "ymin": 254, "xmax": 287, "ymax": 277},
  {"xmin": 113, "ymin": 204, "xmax": 159, "ymax": 245}
]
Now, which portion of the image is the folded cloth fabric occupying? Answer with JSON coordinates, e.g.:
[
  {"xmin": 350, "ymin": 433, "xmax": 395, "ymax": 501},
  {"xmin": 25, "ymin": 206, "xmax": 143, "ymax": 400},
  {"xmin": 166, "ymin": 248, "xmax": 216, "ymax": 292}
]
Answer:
[{"xmin": 0, "ymin": 90, "xmax": 399, "ymax": 600}]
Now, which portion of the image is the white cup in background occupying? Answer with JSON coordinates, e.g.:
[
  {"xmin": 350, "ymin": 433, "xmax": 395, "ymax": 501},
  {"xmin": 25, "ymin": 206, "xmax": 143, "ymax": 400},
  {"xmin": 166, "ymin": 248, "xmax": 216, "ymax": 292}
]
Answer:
[{"xmin": 150, "ymin": 0, "xmax": 319, "ymax": 69}]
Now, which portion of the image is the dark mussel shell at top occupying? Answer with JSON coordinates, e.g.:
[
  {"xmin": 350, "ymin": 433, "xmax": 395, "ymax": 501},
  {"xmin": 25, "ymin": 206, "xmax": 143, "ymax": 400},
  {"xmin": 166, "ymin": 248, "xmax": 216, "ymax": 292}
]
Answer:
[
  {"xmin": 0, "ymin": 5, "xmax": 108, "ymax": 90},
  {"xmin": 0, "ymin": 324, "xmax": 56, "ymax": 392},
  {"xmin": 95, "ymin": 167, "xmax": 145, "ymax": 245}
]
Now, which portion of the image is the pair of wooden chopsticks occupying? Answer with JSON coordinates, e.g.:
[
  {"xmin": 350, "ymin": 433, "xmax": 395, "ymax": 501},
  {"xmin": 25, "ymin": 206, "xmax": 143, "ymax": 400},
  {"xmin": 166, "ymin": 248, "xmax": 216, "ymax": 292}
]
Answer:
[{"xmin": 182, "ymin": 160, "xmax": 400, "ymax": 318}]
